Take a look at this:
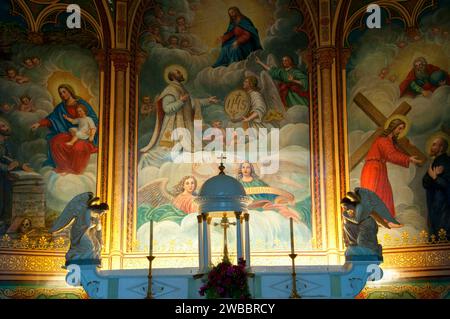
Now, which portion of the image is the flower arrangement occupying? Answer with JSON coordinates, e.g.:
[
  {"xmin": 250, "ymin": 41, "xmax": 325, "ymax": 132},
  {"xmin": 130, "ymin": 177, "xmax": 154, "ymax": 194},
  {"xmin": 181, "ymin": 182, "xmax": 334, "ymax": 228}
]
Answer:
[{"xmin": 199, "ymin": 258, "xmax": 251, "ymax": 299}]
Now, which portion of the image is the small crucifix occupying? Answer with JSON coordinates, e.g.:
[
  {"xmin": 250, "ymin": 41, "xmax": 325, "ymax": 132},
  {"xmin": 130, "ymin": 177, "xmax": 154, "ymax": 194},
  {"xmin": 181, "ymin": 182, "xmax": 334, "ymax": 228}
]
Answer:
[
  {"xmin": 218, "ymin": 154, "xmax": 226, "ymax": 174},
  {"xmin": 214, "ymin": 213, "xmax": 236, "ymax": 263},
  {"xmin": 350, "ymin": 92, "xmax": 427, "ymax": 170}
]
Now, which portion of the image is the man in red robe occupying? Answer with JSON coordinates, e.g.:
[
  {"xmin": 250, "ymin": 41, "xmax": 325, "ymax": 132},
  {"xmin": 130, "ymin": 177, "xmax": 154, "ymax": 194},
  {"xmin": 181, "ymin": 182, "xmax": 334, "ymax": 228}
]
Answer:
[
  {"xmin": 360, "ymin": 118, "xmax": 422, "ymax": 221},
  {"xmin": 399, "ymin": 57, "xmax": 450, "ymax": 97}
]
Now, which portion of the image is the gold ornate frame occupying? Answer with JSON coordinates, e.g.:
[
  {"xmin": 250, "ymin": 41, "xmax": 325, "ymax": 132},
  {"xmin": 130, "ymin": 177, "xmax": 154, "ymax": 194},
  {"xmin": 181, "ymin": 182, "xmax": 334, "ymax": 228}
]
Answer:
[{"xmin": 1, "ymin": 0, "xmax": 449, "ymax": 284}]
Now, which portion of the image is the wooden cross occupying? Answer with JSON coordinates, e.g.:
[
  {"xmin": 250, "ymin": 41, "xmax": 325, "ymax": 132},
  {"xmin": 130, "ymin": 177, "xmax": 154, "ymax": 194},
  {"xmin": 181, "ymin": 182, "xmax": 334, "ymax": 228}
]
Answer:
[{"xmin": 349, "ymin": 92, "xmax": 427, "ymax": 170}]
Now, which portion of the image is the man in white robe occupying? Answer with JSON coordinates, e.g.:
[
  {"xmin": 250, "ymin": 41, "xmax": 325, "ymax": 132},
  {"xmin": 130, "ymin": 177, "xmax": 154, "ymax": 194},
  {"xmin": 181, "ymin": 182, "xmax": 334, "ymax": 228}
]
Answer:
[{"xmin": 140, "ymin": 69, "xmax": 218, "ymax": 152}]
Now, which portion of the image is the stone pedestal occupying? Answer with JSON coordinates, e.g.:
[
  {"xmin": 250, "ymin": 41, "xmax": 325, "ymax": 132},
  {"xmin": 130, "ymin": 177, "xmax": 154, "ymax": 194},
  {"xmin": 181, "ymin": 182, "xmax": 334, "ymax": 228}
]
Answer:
[{"xmin": 7, "ymin": 171, "xmax": 45, "ymax": 232}]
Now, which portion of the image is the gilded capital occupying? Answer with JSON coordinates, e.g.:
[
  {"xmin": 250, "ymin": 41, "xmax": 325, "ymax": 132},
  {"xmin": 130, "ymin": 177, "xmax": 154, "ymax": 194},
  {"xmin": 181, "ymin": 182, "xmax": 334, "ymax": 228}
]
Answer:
[
  {"xmin": 315, "ymin": 47, "xmax": 336, "ymax": 70},
  {"xmin": 111, "ymin": 50, "xmax": 131, "ymax": 72}
]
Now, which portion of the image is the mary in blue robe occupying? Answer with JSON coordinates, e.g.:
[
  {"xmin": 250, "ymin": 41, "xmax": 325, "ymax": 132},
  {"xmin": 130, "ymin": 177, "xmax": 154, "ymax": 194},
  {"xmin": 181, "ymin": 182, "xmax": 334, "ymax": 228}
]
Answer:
[
  {"xmin": 32, "ymin": 84, "xmax": 99, "ymax": 175},
  {"xmin": 212, "ymin": 7, "xmax": 262, "ymax": 68}
]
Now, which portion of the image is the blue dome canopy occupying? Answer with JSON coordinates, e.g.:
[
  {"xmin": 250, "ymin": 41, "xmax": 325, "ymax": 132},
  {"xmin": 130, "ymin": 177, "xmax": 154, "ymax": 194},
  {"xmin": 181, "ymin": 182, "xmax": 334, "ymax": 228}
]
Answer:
[{"xmin": 195, "ymin": 165, "xmax": 249, "ymax": 214}]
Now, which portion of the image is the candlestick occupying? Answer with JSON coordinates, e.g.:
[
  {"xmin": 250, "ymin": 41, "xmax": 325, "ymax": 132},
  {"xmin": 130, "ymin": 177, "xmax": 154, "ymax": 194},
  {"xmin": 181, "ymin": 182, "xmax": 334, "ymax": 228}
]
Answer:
[
  {"xmin": 290, "ymin": 218, "xmax": 295, "ymax": 254},
  {"xmin": 149, "ymin": 220, "xmax": 154, "ymax": 256},
  {"xmin": 146, "ymin": 220, "xmax": 155, "ymax": 299}
]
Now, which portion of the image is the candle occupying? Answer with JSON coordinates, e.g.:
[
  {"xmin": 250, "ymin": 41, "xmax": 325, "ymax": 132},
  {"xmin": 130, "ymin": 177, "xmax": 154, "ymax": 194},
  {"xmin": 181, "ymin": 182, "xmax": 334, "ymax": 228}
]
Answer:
[
  {"xmin": 149, "ymin": 220, "xmax": 154, "ymax": 256},
  {"xmin": 290, "ymin": 217, "xmax": 295, "ymax": 254}
]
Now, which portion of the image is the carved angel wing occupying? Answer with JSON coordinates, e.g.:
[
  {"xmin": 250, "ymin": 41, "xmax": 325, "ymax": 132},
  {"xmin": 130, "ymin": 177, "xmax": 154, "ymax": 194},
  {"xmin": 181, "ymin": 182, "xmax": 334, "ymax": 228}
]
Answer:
[
  {"xmin": 137, "ymin": 178, "xmax": 174, "ymax": 208},
  {"xmin": 355, "ymin": 187, "xmax": 400, "ymax": 227},
  {"xmin": 50, "ymin": 192, "xmax": 94, "ymax": 233}
]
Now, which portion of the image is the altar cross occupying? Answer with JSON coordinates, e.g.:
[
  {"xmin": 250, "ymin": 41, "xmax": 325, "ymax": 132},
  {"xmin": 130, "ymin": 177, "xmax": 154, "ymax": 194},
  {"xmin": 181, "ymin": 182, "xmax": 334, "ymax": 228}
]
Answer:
[
  {"xmin": 214, "ymin": 214, "xmax": 236, "ymax": 263},
  {"xmin": 349, "ymin": 92, "xmax": 427, "ymax": 170}
]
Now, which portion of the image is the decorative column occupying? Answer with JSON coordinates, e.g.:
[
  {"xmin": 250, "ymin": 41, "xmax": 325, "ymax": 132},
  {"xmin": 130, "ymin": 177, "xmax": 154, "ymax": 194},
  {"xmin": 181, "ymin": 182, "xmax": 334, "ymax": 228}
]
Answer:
[
  {"xmin": 244, "ymin": 212, "xmax": 250, "ymax": 268},
  {"xmin": 197, "ymin": 214, "xmax": 204, "ymax": 271},
  {"xmin": 235, "ymin": 212, "xmax": 243, "ymax": 261},
  {"xmin": 315, "ymin": 46, "xmax": 342, "ymax": 264},
  {"xmin": 108, "ymin": 49, "xmax": 131, "ymax": 269},
  {"xmin": 207, "ymin": 215, "xmax": 212, "ymax": 267},
  {"xmin": 202, "ymin": 214, "xmax": 212, "ymax": 271},
  {"xmin": 92, "ymin": 48, "xmax": 109, "ymax": 256}
]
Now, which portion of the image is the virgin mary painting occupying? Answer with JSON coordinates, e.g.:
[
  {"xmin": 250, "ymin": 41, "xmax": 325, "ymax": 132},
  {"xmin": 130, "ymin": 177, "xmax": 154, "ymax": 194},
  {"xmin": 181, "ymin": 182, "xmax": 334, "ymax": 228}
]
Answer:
[{"xmin": 31, "ymin": 84, "xmax": 99, "ymax": 175}]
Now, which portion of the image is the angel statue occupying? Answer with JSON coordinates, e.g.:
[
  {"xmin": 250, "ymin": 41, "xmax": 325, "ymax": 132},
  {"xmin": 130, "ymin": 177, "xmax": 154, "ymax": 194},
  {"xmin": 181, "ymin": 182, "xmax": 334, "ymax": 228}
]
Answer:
[
  {"xmin": 50, "ymin": 192, "xmax": 109, "ymax": 266},
  {"xmin": 340, "ymin": 187, "xmax": 401, "ymax": 260}
]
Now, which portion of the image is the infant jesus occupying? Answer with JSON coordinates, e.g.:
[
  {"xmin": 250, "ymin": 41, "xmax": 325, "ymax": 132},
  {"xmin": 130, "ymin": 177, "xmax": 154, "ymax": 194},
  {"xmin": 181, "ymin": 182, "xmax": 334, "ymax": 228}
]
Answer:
[{"xmin": 63, "ymin": 104, "xmax": 96, "ymax": 146}]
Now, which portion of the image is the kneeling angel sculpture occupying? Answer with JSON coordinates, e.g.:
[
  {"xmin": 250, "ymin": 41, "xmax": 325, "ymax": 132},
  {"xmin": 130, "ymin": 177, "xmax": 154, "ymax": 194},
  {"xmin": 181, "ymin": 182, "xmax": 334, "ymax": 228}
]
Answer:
[
  {"xmin": 51, "ymin": 192, "xmax": 109, "ymax": 266},
  {"xmin": 340, "ymin": 187, "xmax": 401, "ymax": 260}
]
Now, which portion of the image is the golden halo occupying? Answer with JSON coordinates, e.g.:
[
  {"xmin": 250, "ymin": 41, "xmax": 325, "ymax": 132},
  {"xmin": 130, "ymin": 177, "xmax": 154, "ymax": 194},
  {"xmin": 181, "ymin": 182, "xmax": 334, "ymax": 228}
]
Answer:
[
  {"xmin": 163, "ymin": 65, "xmax": 188, "ymax": 84},
  {"xmin": 426, "ymin": 132, "xmax": 450, "ymax": 156},
  {"xmin": 384, "ymin": 114, "xmax": 410, "ymax": 139}
]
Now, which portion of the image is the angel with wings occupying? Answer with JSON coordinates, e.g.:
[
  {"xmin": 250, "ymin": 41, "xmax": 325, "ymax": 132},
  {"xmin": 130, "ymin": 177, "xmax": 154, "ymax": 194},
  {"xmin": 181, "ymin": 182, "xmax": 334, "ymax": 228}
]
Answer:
[
  {"xmin": 255, "ymin": 54, "xmax": 309, "ymax": 109},
  {"xmin": 138, "ymin": 175, "xmax": 199, "ymax": 223},
  {"xmin": 50, "ymin": 192, "xmax": 109, "ymax": 266},
  {"xmin": 340, "ymin": 187, "xmax": 402, "ymax": 259}
]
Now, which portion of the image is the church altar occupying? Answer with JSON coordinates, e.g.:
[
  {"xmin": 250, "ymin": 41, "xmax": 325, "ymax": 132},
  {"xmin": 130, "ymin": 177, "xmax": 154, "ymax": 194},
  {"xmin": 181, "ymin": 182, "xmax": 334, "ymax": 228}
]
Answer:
[{"xmin": 70, "ymin": 260, "xmax": 382, "ymax": 299}]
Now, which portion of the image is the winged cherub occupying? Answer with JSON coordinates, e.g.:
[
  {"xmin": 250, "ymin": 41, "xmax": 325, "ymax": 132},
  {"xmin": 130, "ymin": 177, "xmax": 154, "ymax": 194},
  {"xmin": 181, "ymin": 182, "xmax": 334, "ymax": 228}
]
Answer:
[{"xmin": 50, "ymin": 192, "xmax": 109, "ymax": 266}]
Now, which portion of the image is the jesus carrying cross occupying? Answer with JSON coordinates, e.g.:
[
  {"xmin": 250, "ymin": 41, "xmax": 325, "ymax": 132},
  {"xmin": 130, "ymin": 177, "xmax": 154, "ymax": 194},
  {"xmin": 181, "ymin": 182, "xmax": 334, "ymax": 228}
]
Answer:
[
  {"xmin": 360, "ymin": 116, "xmax": 422, "ymax": 223},
  {"xmin": 351, "ymin": 93, "xmax": 427, "ymax": 224}
]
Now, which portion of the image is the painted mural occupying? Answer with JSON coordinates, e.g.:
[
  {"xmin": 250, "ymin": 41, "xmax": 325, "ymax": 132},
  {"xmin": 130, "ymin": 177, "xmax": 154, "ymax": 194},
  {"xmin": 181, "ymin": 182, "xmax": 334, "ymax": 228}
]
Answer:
[
  {"xmin": 346, "ymin": 2, "xmax": 450, "ymax": 246},
  {"xmin": 136, "ymin": 0, "xmax": 313, "ymax": 262},
  {"xmin": 0, "ymin": 1, "xmax": 99, "ymax": 243}
]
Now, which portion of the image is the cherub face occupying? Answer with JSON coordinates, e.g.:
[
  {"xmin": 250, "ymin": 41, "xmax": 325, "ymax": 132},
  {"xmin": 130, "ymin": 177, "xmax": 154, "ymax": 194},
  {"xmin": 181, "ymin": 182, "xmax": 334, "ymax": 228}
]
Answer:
[
  {"xmin": 24, "ymin": 59, "xmax": 33, "ymax": 67},
  {"xmin": 0, "ymin": 122, "xmax": 10, "ymax": 132},
  {"xmin": 21, "ymin": 97, "xmax": 30, "ymax": 104},
  {"xmin": 32, "ymin": 57, "xmax": 40, "ymax": 65},
  {"xmin": 7, "ymin": 69, "xmax": 16, "ymax": 78},
  {"xmin": 1, "ymin": 103, "xmax": 12, "ymax": 112},
  {"xmin": 143, "ymin": 96, "xmax": 151, "ymax": 104},
  {"xmin": 181, "ymin": 40, "xmax": 189, "ymax": 48},
  {"xmin": 77, "ymin": 107, "xmax": 87, "ymax": 117},
  {"xmin": 183, "ymin": 177, "xmax": 196, "ymax": 193},
  {"xmin": 177, "ymin": 17, "xmax": 186, "ymax": 26},
  {"xmin": 169, "ymin": 37, "xmax": 179, "ymax": 45}
]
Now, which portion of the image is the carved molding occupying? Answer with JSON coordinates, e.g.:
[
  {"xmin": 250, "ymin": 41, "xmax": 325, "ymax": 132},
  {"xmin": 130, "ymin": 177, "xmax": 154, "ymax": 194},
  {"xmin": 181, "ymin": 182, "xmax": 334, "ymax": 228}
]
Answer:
[{"xmin": 0, "ymin": 287, "xmax": 87, "ymax": 299}]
